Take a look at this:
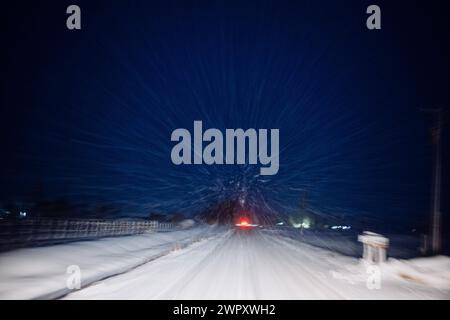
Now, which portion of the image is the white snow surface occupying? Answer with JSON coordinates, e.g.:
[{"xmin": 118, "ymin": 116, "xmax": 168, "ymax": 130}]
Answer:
[
  {"xmin": 1, "ymin": 226, "xmax": 449, "ymax": 300},
  {"xmin": 0, "ymin": 226, "xmax": 217, "ymax": 299}
]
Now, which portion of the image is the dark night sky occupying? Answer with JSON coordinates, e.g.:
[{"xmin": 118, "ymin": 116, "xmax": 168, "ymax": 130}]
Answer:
[{"xmin": 1, "ymin": 1, "xmax": 449, "ymax": 230}]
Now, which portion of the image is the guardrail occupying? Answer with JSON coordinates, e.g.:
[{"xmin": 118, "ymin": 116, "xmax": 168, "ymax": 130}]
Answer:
[{"xmin": 0, "ymin": 218, "xmax": 174, "ymax": 251}]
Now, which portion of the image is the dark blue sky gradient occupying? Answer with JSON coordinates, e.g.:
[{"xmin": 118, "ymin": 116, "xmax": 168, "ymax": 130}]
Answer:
[{"xmin": 1, "ymin": 1, "xmax": 449, "ymax": 229}]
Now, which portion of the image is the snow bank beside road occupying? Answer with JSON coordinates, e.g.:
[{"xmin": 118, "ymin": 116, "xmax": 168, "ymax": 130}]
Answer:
[
  {"xmin": 0, "ymin": 226, "xmax": 218, "ymax": 299},
  {"xmin": 263, "ymin": 228, "xmax": 422, "ymax": 259},
  {"xmin": 384, "ymin": 256, "xmax": 450, "ymax": 289}
]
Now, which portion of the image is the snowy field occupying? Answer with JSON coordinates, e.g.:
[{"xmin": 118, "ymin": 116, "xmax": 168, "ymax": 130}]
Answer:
[
  {"xmin": 263, "ymin": 228, "xmax": 425, "ymax": 259},
  {"xmin": 0, "ymin": 226, "xmax": 218, "ymax": 299},
  {"xmin": 0, "ymin": 226, "xmax": 449, "ymax": 300}
]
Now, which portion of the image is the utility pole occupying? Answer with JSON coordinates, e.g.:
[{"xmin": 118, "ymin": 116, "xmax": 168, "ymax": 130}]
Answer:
[
  {"xmin": 421, "ymin": 108, "xmax": 443, "ymax": 254},
  {"xmin": 430, "ymin": 109, "xmax": 443, "ymax": 254}
]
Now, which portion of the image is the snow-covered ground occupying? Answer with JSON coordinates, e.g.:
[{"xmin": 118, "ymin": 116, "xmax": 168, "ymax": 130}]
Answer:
[
  {"xmin": 263, "ymin": 228, "xmax": 424, "ymax": 259},
  {"xmin": 0, "ymin": 226, "xmax": 218, "ymax": 299},
  {"xmin": 1, "ymin": 226, "xmax": 449, "ymax": 300}
]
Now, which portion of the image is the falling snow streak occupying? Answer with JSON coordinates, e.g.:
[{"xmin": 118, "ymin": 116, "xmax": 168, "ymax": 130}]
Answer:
[{"xmin": 1, "ymin": 0, "xmax": 447, "ymax": 229}]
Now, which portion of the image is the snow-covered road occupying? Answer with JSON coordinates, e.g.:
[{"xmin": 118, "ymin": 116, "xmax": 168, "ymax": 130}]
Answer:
[{"xmin": 63, "ymin": 229, "xmax": 450, "ymax": 300}]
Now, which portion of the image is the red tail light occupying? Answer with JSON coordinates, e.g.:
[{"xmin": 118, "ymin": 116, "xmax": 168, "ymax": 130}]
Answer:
[
  {"xmin": 240, "ymin": 220, "xmax": 249, "ymax": 226},
  {"xmin": 236, "ymin": 218, "xmax": 255, "ymax": 227}
]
